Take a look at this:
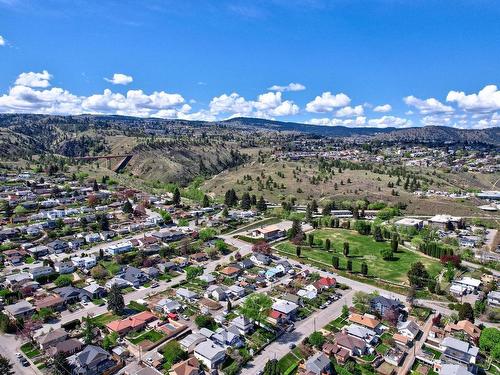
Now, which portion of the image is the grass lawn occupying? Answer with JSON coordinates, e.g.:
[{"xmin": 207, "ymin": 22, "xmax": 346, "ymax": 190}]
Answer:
[
  {"xmin": 376, "ymin": 343, "xmax": 390, "ymax": 355},
  {"xmin": 90, "ymin": 312, "xmax": 122, "ymax": 327},
  {"xmin": 276, "ymin": 228, "xmax": 442, "ymax": 283},
  {"xmin": 20, "ymin": 342, "xmax": 41, "ymax": 358},
  {"xmin": 277, "ymin": 351, "xmax": 301, "ymax": 374},
  {"xmin": 92, "ymin": 298, "xmax": 105, "ymax": 306},
  {"xmin": 99, "ymin": 260, "xmax": 121, "ymax": 275},
  {"xmin": 410, "ymin": 306, "xmax": 432, "ymax": 321},
  {"xmin": 325, "ymin": 314, "xmax": 348, "ymax": 332},
  {"xmin": 423, "ymin": 345, "xmax": 442, "ymax": 359},
  {"xmin": 128, "ymin": 330, "xmax": 165, "ymax": 345},
  {"xmin": 25, "ymin": 256, "xmax": 35, "ymax": 264},
  {"xmin": 127, "ymin": 301, "xmax": 148, "ymax": 312},
  {"xmin": 123, "ymin": 286, "xmax": 135, "ymax": 294}
]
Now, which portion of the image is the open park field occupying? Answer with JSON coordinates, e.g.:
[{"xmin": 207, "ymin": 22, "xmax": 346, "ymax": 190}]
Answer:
[{"xmin": 276, "ymin": 228, "xmax": 443, "ymax": 284}]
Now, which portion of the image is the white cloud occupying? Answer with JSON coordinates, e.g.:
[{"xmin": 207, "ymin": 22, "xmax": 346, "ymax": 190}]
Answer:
[
  {"xmin": 446, "ymin": 85, "xmax": 500, "ymax": 113},
  {"xmin": 373, "ymin": 104, "xmax": 392, "ymax": 113},
  {"xmin": 15, "ymin": 70, "xmax": 52, "ymax": 88},
  {"xmin": 209, "ymin": 91, "xmax": 299, "ymax": 118},
  {"xmin": 104, "ymin": 73, "xmax": 134, "ymax": 85},
  {"xmin": 0, "ymin": 35, "xmax": 5, "ymax": 46},
  {"xmin": 335, "ymin": 105, "xmax": 364, "ymax": 117},
  {"xmin": 368, "ymin": 115, "xmax": 412, "ymax": 128},
  {"xmin": 306, "ymin": 91, "xmax": 351, "ymax": 113},
  {"xmin": 307, "ymin": 116, "xmax": 367, "ymax": 127},
  {"xmin": 268, "ymin": 82, "xmax": 306, "ymax": 92},
  {"xmin": 404, "ymin": 95, "xmax": 453, "ymax": 115}
]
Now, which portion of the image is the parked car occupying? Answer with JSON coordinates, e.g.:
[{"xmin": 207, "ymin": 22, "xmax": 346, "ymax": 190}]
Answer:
[
  {"xmin": 288, "ymin": 343, "xmax": 296, "ymax": 349},
  {"xmin": 168, "ymin": 312, "xmax": 178, "ymax": 320}
]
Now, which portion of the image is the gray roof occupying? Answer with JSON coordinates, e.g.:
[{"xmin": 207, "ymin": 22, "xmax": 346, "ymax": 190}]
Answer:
[
  {"xmin": 4, "ymin": 300, "xmax": 34, "ymax": 316},
  {"xmin": 441, "ymin": 337, "xmax": 479, "ymax": 357},
  {"xmin": 75, "ymin": 345, "xmax": 110, "ymax": 367},
  {"xmin": 440, "ymin": 364, "xmax": 473, "ymax": 375},
  {"xmin": 37, "ymin": 328, "xmax": 68, "ymax": 345},
  {"xmin": 306, "ymin": 352, "xmax": 331, "ymax": 374},
  {"xmin": 194, "ymin": 340, "xmax": 225, "ymax": 360}
]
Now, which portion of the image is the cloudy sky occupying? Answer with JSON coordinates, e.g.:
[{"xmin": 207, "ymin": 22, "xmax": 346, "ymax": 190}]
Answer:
[{"xmin": 0, "ymin": 0, "xmax": 499, "ymax": 128}]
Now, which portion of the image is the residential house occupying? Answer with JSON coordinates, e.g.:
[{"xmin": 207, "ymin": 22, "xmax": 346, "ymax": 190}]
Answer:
[
  {"xmin": 315, "ymin": 276, "xmax": 336, "ymax": 290},
  {"xmin": 487, "ymin": 291, "xmax": 500, "ymax": 307},
  {"xmin": 4, "ymin": 300, "xmax": 35, "ymax": 319},
  {"xmin": 219, "ymin": 266, "xmax": 241, "ymax": 279},
  {"xmin": 179, "ymin": 333, "xmax": 207, "ymax": 352},
  {"xmin": 371, "ymin": 296, "xmax": 403, "ymax": 317},
  {"xmin": 229, "ymin": 315, "xmax": 254, "ymax": 335},
  {"xmin": 444, "ymin": 320, "xmax": 481, "ymax": 342},
  {"xmin": 54, "ymin": 261, "xmax": 76, "ymax": 274},
  {"xmin": 205, "ymin": 285, "xmax": 228, "ymax": 301},
  {"xmin": 251, "ymin": 225, "xmax": 286, "ymax": 241},
  {"xmin": 36, "ymin": 328, "xmax": 68, "ymax": 350},
  {"xmin": 190, "ymin": 252, "xmax": 208, "ymax": 263},
  {"xmin": 5, "ymin": 272, "xmax": 31, "ymax": 288},
  {"xmin": 237, "ymin": 259, "xmax": 254, "ymax": 270},
  {"xmin": 176, "ymin": 288, "xmax": 198, "ymax": 301},
  {"xmin": 439, "ymin": 364, "xmax": 474, "ymax": 375},
  {"xmin": 297, "ymin": 284, "xmax": 318, "ymax": 300},
  {"xmin": 194, "ymin": 340, "xmax": 226, "ymax": 369},
  {"xmin": 397, "ymin": 320, "xmax": 420, "ymax": 342},
  {"xmin": 34, "ymin": 294, "xmax": 65, "ymax": 311},
  {"xmin": 265, "ymin": 267, "xmax": 282, "ymax": 280},
  {"xmin": 228, "ymin": 285, "xmax": 246, "ymax": 299},
  {"xmin": 170, "ymin": 357, "xmax": 201, "ymax": 375},
  {"xmin": 85, "ymin": 233, "xmax": 101, "ymax": 244},
  {"xmin": 334, "ymin": 331, "xmax": 367, "ymax": 356},
  {"xmin": 212, "ymin": 327, "xmax": 244, "ymax": 348},
  {"xmin": 68, "ymin": 238, "xmax": 85, "ymax": 250},
  {"xmin": 72, "ymin": 256, "xmax": 97, "ymax": 270},
  {"xmin": 428, "ymin": 215, "xmax": 464, "ymax": 230},
  {"xmin": 282, "ymin": 293, "xmax": 302, "ymax": 306},
  {"xmin": 47, "ymin": 239, "xmax": 69, "ymax": 254},
  {"xmin": 275, "ymin": 259, "xmax": 292, "ymax": 274},
  {"xmin": 120, "ymin": 266, "xmax": 149, "ymax": 288},
  {"xmin": 451, "ymin": 278, "xmax": 481, "ymax": 294},
  {"xmin": 394, "ymin": 218, "xmax": 424, "ymax": 230},
  {"xmin": 29, "ymin": 266, "xmax": 54, "ymax": 280},
  {"xmin": 384, "ymin": 347, "xmax": 406, "ymax": 366},
  {"xmin": 106, "ymin": 311, "xmax": 157, "ymax": 335},
  {"xmin": 345, "ymin": 324, "xmax": 378, "ymax": 345},
  {"xmin": 155, "ymin": 298, "xmax": 182, "ymax": 314},
  {"xmin": 272, "ymin": 299, "xmax": 298, "ymax": 321},
  {"xmin": 47, "ymin": 338, "xmax": 83, "ymax": 357},
  {"xmin": 198, "ymin": 274, "xmax": 216, "ymax": 284},
  {"xmin": 83, "ymin": 283, "xmax": 107, "ymax": 299},
  {"xmin": 105, "ymin": 277, "xmax": 131, "ymax": 289},
  {"xmin": 250, "ymin": 253, "xmax": 271, "ymax": 266},
  {"xmin": 54, "ymin": 286, "xmax": 92, "ymax": 304},
  {"xmin": 27, "ymin": 245, "xmax": 49, "ymax": 259},
  {"xmin": 105, "ymin": 241, "xmax": 133, "ymax": 256},
  {"xmin": 348, "ymin": 313, "xmax": 382, "ymax": 333},
  {"xmin": 440, "ymin": 337, "xmax": 479, "ymax": 366},
  {"xmin": 67, "ymin": 344, "xmax": 115, "ymax": 375},
  {"xmin": 304, "ymin": 352, "xmax": 332, "ymax": 375}
]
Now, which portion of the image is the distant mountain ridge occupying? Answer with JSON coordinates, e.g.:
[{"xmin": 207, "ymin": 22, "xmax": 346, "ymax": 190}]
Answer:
[{"xmin": 0, "ymin": 113, "xmax": 498, "ymax": 147}]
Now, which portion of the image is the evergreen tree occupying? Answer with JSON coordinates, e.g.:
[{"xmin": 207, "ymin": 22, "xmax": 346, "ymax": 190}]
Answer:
[
  {"xmin": 202, "ymin": 194, "xmax": 210, "ymax": 208},
  {"xmin": 82, "ymin": 315, "xmax": 96, "ymax": 345},
  {"xmin": 240, "ymin": 192, "xmax": 251, "ymax": 210},
  {"xmin": 251, "ymin": 194, "xmax": 257, "ymax": 206},
  {"xmin": 361, "ymin": 263, "xmax": 368, "ymax": 276},
  {"xmin": 52, "ymin": 352, "xmax": 70, "ymax": 375},
  {"xmin": 107, "ymin": 284, "xmax": 125, "ymax": 315},
  {"xmin": 459, "ymin": 303, "xmax": 475, "ymax": 322},
  {"xmin": 122, "ymin": 200, "xmax": 133, "ymax": 214},
  {"xmin": 173, "ymin": 187, "xmax": 181, "ymax": 206},
  {"xmin": 407, "ymin": 262, "xmax": 429, "ymax": 288},
  {"xmin": 93, "ymin": 179, "xmax": 99, "ymax": 192},
  {"xmin": 289, "ymin": 219, "xmax": 302, "ymax": 239},
  {"xmin": 325, "ymin": 238, "xmax": 331, "ymax": 251},
  {"xmin": 0, "ymin": 355, "xmax": 14, "ymax": 375},
  {"xmin": 305, "ymin": 203, "xmax": 313, "ymax": 222},
  {"xmin": 347, "ymin": 259, "xmax": 353, "ymax": 271},
  {"xmin": 308, "ymin": 233, "xmax": 315, "ymax": 247},
  {"xmin": 256, "ymin": 196, "xmax": 267, "ymax": 212},
  {"xmin": 391, "ymin": 233, "xmax": 399, "ymax": 252},
  {"xmin": 332, "ymin": 256, "xmax": 339, "ymax": 269},
  {"xmin": 311, "ymin": 199, "xmax": 318, "ymax": 213},
  {"xmin": 296, "ymin": 246, "xmax": 301, "ymax": 257},
  {"xmin": 343, "ymin": 242, "xmax": 350, "ymax": 257},
  {"xmin": 373, "ymin": 226, "xmax": 383, "ymax": 242}
]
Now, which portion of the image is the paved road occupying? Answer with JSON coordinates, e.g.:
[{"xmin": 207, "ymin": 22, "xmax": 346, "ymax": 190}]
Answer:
[
  {"xmin": 0, "ymin": 333, "xmax": 39, "ymax": 375},
  {"xmin": 241, "ymin": 290, "xmax": 355, "ymax": 375}
]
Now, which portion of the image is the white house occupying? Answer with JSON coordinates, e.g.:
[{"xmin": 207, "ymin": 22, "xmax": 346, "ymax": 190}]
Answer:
[
  {"xmin": 297, "ymin": 284, "xmax": 318, "ymax": 300},
  {"xmin": 487, "ymin": 291, "xmax": 500, "ymax": 307},
  {"xmin": 105, "ymin": 241, "xmax": 133, "ymax": 256},
  {"xmin": 397, "ymin": 320, "xmax": 420, "ymax": 341},
  {"xmin": 29, "ymin": 266, "xmax": 54, "ymax": 279},
  {"xmin": 72, "ymin": 255, "xmax": 97, "ymax": 270},
  {"xmin": 452, "ymin": 277, "xmax": 481, "ymax": 294},
  {"xmin": 54, "ymin": 261, "xmax": 75, "ymax": 274},
  {"xmin": 194, "ymin": 340, "xmax": 226, "ymax": 369}
]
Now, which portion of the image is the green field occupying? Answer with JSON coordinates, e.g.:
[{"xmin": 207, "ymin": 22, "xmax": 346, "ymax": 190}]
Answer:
[
  {"xmin": 128, "ymin": 330, "xmax": 165, "ymax": 345},
  {"xmin": 276, "ymin": 228, "xmax": 442, "ymax": 284}
]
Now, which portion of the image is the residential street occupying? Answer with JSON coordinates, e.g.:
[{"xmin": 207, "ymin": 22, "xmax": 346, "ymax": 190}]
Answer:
[{"xmin": 398, "ymin": 315, "xmax": 435, "ymax": 375}]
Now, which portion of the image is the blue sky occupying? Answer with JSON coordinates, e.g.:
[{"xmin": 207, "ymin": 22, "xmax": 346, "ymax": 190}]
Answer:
[{"xmin": 0, "ymin": 0, "xmax": 499, "ymax": 128}]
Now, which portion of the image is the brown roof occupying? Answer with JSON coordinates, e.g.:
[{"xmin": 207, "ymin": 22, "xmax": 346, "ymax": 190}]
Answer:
[
  {"xmin": 35, "ymin": 295, "xmax": 64, "ymax": 310},
  {"xmin": 171, "ymin": 357, "xmax": 200, "ymax": 375},
  {"xmin": 106, "ymin": 311, "xmax": 157, "ymax": 333},
  {"xmin": 37, "ymin": 328, "xmax": 68, "ymax": 345},
  {"xmin": 220, "ymin": 266, "xmax": 240, "ymax": 276},
  {"xmin": 445, "ymin": 320, "xmax": 481, "ymax": 339},
  {"xmin": 393, "ymin": 333, "xmax": 409, "ymax": 344},
  {"xmin": 335, "ymin": 331, "xmax": 366, "ymax": 351},
  {"xmin": 47, "ymin": 338, "xmax": 83, "ymax": 356},
  {"xmin": 348, "ymin": 313, "xmax": 381, "ymax": 329}
]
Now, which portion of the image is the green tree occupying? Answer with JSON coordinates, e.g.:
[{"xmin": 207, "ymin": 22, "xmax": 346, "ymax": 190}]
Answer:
[
  {"xmin": 263, "ymin": 359, "xmax": 281, "ymax": 375},
  {"xmin": 342, "ymin": 304, "xmax": 349, "ymax": 317},
  {"xmin": 91, "ymin": 265, "xmax": 110, "ymax": 280},
  {"xmin": 373, "ymin": 226, "xmax": 383, "ymax": 242},
  {"xmin": 361, "ymin": 262, "xmax": 368, "ymax": 276},
  {"xmin": 159, "ymin": 210, "xmax": 172, "ymax": 224},
  {"xmin": 240, "ymin": 192, "xmax": 251, "ymax": 210},
  {"xmin": 199, "ymin": 228, "xmax": 216, "ymax": 242},
  {"xmin": 479, "ymin": 328, "xmax": 500, "ymax": 361},
  {"xmin": 256, "ymin": 195, "xmax": 267, "ymax": 212},
  {"xmin": 391, "ymin": 233, "xmax": 399, "ymax": 252},
  {"xmin": 325, "ymin": 238, "xmax": 331, "ymax": 251},
  {"xmin": 305, "ymin": 203, "xmax": 313, "ymax": 222},
  {"xmin": 407, "ymin": 262, "xmax": 429, "ymax": 288},
  {"xmin": 122, "ymin": 200, "xmax": 133, "ymax": 214},
  {"xmin": 381, "ymin": 248, "xmax": 393, "ymax": 260},
  {"xmin": 347, "ymin": 259, "xmax": 353, "ymax": 271},
  {"xmin": 332, "ymin": 256, "xmax": 339, "ymax": 269},
  {"xmin": 202, "ymin": 194, "xmax": 210, "ymax": 208},
  {"xmin": 240, "ymin": 293, "xmax": 272, "ymax": 327},
  {"xmin": 0, "ymin": 355, "xmax": 14, "ymax": 375},
  {"xmin": 185, "ymin": 266, "xmax": 203, "ymax": 280},
  {"xmin": 458, "ymin": 302, "xmax": 474, "ymax": 322},
  {"xmin": 288, "ymin": 219, "xmax": 303, "ymax": 240},
  {"xmin": 296, "ymin": 246, "xmax": 301, "ymax": 257},
  {"xmin": 343, "ymin": 242, "xmax": 349, "ymax": 257},
  {"xmin": 107, "ymin": 284, "xmax": 125, "ymax": 315},
  {"xmin": 162, "ymin": 340, "xmax": 188, "ymax": 369},
  {"xmin": 102, "ymin": 332, "xmax": 118, "ymax": 350},
  {"xmin": 173, "ymin": 187, "xmax": 181, "ymax": 205},
  {"xmin": 194, "ymin": 314, "xmax": 217, "ymax": 330},
  {"xmin": 308, "ymin": 233, "xmax": 315, "ymax": 247},
  {"xmin": 54, "ymin": 274, "xmax": 72, "ymax": 287},
  {"xmin": 309, "ymin": 331, "xmax": 325, "ymax": 348},
  {"xmin": 82, "ymin": 315, "xmax": 96, "ymax": 345}
]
